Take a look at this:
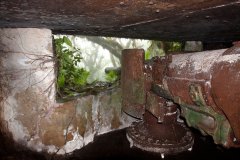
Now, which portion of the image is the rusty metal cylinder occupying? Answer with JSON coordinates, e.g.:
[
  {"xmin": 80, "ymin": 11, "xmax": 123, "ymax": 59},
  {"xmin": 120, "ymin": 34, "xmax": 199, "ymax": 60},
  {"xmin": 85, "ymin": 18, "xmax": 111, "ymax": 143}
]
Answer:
[
  {"xmin": 165, "ymin": 49, "xmax": 227, "ymax": 111},
  {"xmin": 121, "ymin": 49, "xmax": 146, "ymax": 119}
]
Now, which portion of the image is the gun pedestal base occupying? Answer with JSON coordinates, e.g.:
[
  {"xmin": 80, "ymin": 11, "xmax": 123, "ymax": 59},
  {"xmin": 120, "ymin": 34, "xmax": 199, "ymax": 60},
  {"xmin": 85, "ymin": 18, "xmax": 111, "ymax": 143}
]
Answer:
[{"xmin": 126, "ymin": 111, "xmax": 194, "ymax": 156}]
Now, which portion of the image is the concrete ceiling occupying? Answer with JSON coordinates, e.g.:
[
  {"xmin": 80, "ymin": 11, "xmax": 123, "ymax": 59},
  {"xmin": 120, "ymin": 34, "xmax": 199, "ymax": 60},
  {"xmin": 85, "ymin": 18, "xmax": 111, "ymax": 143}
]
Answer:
[{"xmin": 0, "ymin": 0, "xmax": 240, "ymax": 42}]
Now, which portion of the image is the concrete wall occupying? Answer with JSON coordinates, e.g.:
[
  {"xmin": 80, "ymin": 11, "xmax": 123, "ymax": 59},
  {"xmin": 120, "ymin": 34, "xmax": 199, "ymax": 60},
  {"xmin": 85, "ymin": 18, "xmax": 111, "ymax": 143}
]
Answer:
[{"xmin": 0, "ymin": 28, "xmax": 133, "ymax": 154}]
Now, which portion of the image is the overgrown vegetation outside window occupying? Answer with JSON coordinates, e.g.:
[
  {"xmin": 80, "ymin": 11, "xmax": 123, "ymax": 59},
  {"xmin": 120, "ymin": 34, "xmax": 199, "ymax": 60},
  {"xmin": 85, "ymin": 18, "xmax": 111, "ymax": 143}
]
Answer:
[
  {"xmin": 55, "ymin": 36, "xmax": 90, "ymax": 98},
  {"xmin": 54, "ymin": 35, "xmax": 182, "ymax": 100}
]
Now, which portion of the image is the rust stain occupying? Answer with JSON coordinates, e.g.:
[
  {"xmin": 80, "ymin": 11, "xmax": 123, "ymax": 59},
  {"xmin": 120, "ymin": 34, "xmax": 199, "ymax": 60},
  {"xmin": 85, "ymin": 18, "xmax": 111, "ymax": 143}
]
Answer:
[
  {"xmin": 66, "ymin": 132, "xmax": 74, "ymax": 142},
  {"xmin": 42, "ymin": 129, "xmax": 65, "ymax": 147},
  {"xmin": 75, "ymin": 96, "xmax": 94, "ymax": 137},
  {"xmin": 39, "ymin": 101, "xmax": 77, "ymax": 147},
  {"xmin": 77, "ymin": 115, "xmax": 87, "ymax": 137},
  {"xmin": 15, "ymin": 88, "xmax": 49, "ymax": 138},
  {"xmin": 212, "ymin": 58, "xmax": 240, "ymax": 140},
  {"xmin": 111, "ymin": 108, "xmax": 122, "ymax": 129}
]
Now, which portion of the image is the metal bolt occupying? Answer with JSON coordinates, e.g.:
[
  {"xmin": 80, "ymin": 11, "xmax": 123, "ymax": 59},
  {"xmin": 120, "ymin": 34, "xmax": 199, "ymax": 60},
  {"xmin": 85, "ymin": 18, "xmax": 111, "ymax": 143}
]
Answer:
[
  {"xmin": 155, "ymin": 139, "xmax": 160, "ymax": 144},
  {"xmin": 188, "ymin": 147, "xmax": 192, "ymax": 151},
  {"xmin": 148, "ymin": 138, "xmax": 153, "ymax": 143},
  {"xmin": 161, "ymin": 153, "xmax": 165, "ymax": 159},
  {"xmin": 158, "ymin": 117, "xmax": 163, "ymax": 123},
  {"xmin": 149, "ymin": 1, "xmax": 154, "ymax": 5},
  {"xmin": 205, "ymin": 15, "xmax": 211, "ymax": 19},
  {"xmin": 166, "ymin": 101, "xmax": 173, "ymax": 106},
  {"xmin": 135, "ymin": 134, "xmax": 140, "ymax": 137},
  {"xmin": 120, "ymin": 2, "xmax": 125, "ymax": 6},
  {"xmin": 233, "ymin": 137, "xmax": 237, "ymax": 142}
]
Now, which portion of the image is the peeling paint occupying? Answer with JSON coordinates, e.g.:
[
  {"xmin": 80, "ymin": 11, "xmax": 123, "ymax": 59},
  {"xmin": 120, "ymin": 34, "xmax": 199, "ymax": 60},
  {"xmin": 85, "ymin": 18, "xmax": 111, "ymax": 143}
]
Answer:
[
  {"xmin": 58, "ymin": 128, "xmax": 84, "ymax": 154},
  {"xmin": 217, "ymin": 54, "xmax": 240, "ymax": 63},
  {"xmin": 169, "ymin": 49, "xmax": 226, "ymax": 75}
]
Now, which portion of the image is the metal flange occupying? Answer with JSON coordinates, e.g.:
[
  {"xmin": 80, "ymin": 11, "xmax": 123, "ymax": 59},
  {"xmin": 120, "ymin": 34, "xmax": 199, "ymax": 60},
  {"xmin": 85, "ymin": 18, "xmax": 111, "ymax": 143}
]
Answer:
[{"xmin": 126, "ymin": 111, "xmax": 194, "ymax": 157}]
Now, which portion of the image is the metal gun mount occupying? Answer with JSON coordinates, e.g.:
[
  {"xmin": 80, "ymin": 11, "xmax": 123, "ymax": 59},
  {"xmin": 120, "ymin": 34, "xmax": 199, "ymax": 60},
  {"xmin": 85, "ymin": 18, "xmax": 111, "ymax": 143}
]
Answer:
[{"xmin": 121, "ymin": 43, "xmax": 240, "ymax": 156}]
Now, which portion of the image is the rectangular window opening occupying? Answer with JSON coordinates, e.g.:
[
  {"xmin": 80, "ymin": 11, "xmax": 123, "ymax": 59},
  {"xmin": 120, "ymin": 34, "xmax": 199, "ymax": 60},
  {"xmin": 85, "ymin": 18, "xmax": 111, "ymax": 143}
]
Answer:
[{"xmin": 53, "ymin": 34, "xmax": 183, "ymax": 101}]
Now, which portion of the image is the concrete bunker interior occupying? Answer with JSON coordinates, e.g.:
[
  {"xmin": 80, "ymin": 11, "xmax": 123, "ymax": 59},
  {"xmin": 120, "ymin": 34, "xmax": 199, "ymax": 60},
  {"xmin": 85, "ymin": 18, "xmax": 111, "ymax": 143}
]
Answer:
[{"xmin": 1, "ymin": 0, "xmax": 240, "ymax": 159}]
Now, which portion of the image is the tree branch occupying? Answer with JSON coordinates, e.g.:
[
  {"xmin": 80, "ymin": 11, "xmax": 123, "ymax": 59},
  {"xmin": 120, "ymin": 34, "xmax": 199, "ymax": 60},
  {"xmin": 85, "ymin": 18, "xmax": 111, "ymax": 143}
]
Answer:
[{"xmin": 85, "ymin": 37, "xmax": 122, "ymax": 59}]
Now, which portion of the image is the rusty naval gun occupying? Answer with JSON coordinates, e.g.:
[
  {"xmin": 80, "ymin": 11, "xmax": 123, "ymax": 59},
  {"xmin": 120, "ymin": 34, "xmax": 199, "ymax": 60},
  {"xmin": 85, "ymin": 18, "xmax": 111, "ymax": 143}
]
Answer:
[{"xmin": 121, "ymin": 43, "xmax": 240, "ymax": 157}]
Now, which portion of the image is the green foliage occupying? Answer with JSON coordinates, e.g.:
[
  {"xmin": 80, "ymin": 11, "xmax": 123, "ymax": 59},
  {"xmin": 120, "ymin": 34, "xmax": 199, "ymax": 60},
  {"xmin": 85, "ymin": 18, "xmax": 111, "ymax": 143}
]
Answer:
[
  {"xmin": 145, "ymin": 50, "xmax": 151, "ymax": 60},
  {"xmin": 55, "ymin": 36, "xmax": 89, "ymax": 97},
  {"xmin": 105, "ymin": 70, "xmax": 119, "ymax": 83},
  {"xmin": 145, "ymin": 41, "xmax": 183, "ymax": 59},
  {"xmin": 165, "ymin": 42, "xmax": 183, "ymax": 52},
  {"xmin": 63, "ymin": 36, "xmax": 72, "ymax": 47},
  {"xmin": 145, "ymin": 41, "xmax": 165, "ymax": 59}
]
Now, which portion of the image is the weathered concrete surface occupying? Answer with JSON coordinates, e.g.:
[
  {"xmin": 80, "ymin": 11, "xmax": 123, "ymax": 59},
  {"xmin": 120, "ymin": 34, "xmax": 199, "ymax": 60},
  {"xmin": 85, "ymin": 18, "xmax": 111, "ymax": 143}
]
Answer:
[
  {"xmin": 38, "ymin": 89, "xmax": 131, "ymax": 154},
  {"xmin": 0, "ymin": 29, "xmax": 56, "ymax": 149},
  {"xmin": 0, "ymin": 28, "xmax": 132, "ymax": 155},
  {"xmin": 0, "ymin": 0, "xmax": 240, "ymax": 42}
]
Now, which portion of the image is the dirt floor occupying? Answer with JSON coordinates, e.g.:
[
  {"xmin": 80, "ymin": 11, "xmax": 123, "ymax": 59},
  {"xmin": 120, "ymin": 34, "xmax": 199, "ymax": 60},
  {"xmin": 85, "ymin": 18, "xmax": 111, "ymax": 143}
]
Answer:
[{"xmin": 0, "ymin": 128, "xmax": 239, "ymax": 160}]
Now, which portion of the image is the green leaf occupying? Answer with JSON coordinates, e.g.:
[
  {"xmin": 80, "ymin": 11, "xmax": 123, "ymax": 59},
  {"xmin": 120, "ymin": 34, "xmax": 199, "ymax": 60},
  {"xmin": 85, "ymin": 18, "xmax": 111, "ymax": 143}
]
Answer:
[
  {"xmin": 74, "ymin": 69, "xmax": 90, "ymax": 86},
  {"xmin": 145, "ymin": 50, "xmax": 151, "ymax": 60},
  {"xmin": 105, "ymin": 70, "xmax": 118, "ymax": 83},
  {"xmin": 63, "ymin": 36, "xmax": 72, "ymax": 47},
  {"xmin": 57, "ymin": 74, "xmax": 65, "ymax": 88}
]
